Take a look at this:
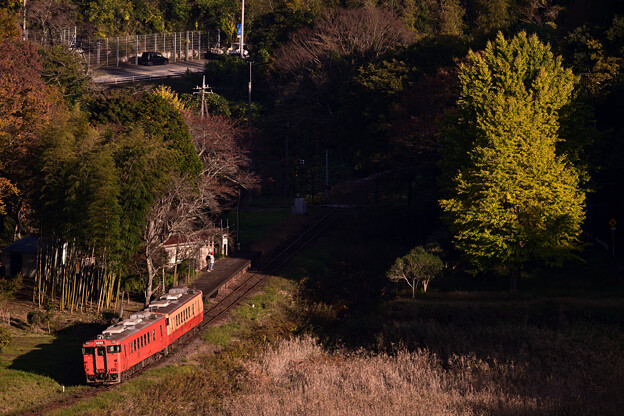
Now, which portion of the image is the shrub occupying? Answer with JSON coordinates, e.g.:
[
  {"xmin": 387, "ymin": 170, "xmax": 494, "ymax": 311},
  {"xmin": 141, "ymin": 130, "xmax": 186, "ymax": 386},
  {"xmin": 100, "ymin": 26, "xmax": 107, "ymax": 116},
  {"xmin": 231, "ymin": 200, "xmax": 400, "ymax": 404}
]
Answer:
[
  {"xmin": 0, "ymin": 325, "xmax": 11, "ymax": 351},
  {"xmin": 27, "ymin": 310, "xmax": 45, "ymax": 328},
  {"xmin": 0, "ymin": 274, "xmax": 22, "ymax": 298}
]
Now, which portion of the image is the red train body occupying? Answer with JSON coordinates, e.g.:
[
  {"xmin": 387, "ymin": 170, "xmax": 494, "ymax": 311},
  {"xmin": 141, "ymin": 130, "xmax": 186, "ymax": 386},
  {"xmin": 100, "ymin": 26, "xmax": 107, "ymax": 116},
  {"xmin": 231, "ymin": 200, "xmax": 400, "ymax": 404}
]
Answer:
[{"xmin": 82, "ymin": 287, "xmax": 203, "ymax": 384}]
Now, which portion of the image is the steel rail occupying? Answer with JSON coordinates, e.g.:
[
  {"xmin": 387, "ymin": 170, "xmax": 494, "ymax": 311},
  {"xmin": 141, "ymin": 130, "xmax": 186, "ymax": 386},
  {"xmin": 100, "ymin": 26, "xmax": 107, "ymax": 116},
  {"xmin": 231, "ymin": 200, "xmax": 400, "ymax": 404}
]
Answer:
[{"xmin": 200, "ymin": 208, "xmax": 338, "ymax": 327}]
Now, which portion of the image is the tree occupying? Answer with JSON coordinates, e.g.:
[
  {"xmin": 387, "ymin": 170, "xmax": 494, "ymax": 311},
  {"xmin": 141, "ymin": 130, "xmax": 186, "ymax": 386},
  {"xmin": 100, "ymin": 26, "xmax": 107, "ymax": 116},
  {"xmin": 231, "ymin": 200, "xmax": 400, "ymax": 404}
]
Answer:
[
  {"xmin": 37, "ymin": 109, "xmax": 122, "ymax": 252},
  {"xmin": 27, "ymin": 0, "xmax": 78, "ymax": 45},
  {"xmin": 39, "ymin": 45, "xmax": 91, "ymax": 105},
  {"xmin": 0, "ymin": 35, "xmax": 53, "ymax": 228},
  {"xmin": 185, "ymin": 112, "xmax": 259, "ymax": 206},
  {"xmin": 387, "ymin": 245, "xmax": 443, "ymax": 298},
  {"xmin": 439, "ymin": 32, "xmax": 585, "ymax": 290},
  {"xmin": 273, "ymin": 7, "xmax": 415, "ymax": 76},
  {"xmin": 141, "ymin": 174, "xmax": 213, "ymax": 305}
]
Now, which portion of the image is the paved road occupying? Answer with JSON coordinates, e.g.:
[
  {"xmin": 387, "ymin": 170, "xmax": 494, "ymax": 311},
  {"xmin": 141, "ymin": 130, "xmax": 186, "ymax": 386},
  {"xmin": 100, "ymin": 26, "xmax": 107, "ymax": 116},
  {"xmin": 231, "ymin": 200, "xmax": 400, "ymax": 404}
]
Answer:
[{"xmin": 92, "ymin": 59, "xmax": 207, "ymax": 85}]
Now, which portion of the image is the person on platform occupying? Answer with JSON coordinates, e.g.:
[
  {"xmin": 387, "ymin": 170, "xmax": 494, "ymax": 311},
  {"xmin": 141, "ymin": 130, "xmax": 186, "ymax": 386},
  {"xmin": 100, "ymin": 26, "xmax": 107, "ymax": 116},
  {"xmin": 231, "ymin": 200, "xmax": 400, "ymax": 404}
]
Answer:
[{"xmin": 207, "ymin": 251, "xmax": 215, "ymax": 272}]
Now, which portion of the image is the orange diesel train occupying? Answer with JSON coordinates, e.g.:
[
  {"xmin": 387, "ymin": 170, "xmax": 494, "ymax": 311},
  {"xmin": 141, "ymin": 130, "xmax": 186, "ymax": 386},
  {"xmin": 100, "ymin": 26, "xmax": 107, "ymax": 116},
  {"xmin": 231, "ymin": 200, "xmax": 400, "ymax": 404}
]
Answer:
[{"xmin": 82, "ymin": 287, "xmax": 203, "ymax": 384}]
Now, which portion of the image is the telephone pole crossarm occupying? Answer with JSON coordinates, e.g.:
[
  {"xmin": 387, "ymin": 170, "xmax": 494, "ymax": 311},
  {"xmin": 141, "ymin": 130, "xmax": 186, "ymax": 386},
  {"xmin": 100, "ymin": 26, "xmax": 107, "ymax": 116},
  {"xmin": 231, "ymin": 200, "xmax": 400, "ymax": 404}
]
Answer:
[{"xmin": 193, "ymin": 75, "xmax": 214, "ymax": 118}]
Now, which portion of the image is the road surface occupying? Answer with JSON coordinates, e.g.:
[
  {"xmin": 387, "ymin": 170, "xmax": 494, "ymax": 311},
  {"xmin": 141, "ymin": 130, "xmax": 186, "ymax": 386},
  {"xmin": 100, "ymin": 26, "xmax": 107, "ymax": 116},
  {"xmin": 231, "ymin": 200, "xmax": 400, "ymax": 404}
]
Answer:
[{"xmin": 92, "ymin": 59, "xmax": 207, "ymax": 85}]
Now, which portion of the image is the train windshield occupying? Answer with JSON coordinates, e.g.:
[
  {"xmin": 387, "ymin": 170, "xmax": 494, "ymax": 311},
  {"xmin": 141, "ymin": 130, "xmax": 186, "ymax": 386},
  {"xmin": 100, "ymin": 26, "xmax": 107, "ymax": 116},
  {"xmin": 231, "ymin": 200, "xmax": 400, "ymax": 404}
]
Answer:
[
  {"xmin": 106, "ymin": 345, "xmax": 121, "ymax": 353},
  {"xmin": 82, "ymin": 347, "xmax": 94, "ymax": 355}
]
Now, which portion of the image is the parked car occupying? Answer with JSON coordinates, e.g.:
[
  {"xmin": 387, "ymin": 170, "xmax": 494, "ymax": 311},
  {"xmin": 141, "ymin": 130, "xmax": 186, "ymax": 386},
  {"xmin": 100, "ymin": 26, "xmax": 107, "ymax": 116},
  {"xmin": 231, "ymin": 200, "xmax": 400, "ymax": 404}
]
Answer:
[
  {"xmin": 138, "ymin": 51, "xmax": 169, "ymax": 65},
  {"xmin": 205, "ymin": 47, "xmax": 225, "ymax": 59},
  {"xmin": 227, "ymin": 43, "xmax": 249, "ymax": 58}
]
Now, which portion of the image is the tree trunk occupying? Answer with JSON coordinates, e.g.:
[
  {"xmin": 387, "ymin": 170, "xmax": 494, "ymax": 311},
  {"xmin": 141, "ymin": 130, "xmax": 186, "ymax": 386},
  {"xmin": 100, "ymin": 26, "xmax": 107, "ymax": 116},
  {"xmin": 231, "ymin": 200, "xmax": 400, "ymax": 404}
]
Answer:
[
  {"xmin": 145, "ymin": 253, "xmax": 155, "ymax": 307},
  {"xmin": 509, "ymin": 267, "xmax": 519, "ymax": 293},
  {"xmin": 144, "ymin": 219, "xmax": 157, "ymax": 307}
]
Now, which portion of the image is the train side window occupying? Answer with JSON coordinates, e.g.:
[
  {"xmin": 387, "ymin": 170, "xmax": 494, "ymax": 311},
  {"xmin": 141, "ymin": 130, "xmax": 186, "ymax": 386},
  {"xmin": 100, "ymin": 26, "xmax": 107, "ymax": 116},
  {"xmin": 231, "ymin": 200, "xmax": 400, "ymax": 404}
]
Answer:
[
  {"xmin": 166, "ymin": 318, "xmax": 169, "ymax": 326},
  {"xmin": 107, "ymin": 345, "xmax": 121, "ymax": 353},
  {"xmin": 192, "ymin": 304, "xmax": 194, "ymax": 315},
  {"xmin": 152, "ymin": 329, "xmax": 156, "ymax": 341},
  {"xmin": 129, "ymin": 343, "xmax": 132, "ymax": 353}
]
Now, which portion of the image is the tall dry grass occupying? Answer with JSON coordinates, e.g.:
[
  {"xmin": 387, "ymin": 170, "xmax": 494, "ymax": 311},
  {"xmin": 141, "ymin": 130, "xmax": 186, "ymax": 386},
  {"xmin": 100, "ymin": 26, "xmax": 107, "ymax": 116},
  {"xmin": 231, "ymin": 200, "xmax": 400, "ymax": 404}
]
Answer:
[{"xmin": 222, "ymin": 336, "xmax": 554, "ymax": 416}]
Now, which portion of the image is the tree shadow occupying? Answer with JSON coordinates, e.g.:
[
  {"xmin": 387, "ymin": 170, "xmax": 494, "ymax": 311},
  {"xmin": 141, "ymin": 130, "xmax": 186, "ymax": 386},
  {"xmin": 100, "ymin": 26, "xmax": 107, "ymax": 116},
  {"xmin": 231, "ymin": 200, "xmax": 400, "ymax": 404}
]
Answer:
[{"xmin": 9, "ymin": 322, "xmax": 107, "ymax": 386}]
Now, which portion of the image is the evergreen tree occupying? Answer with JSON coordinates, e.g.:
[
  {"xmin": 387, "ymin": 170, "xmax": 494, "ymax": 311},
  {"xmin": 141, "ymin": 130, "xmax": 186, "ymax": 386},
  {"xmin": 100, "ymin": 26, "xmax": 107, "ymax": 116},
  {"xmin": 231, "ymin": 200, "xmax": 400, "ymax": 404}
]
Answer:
[{"xmin": 440, "ymin": 32, "xmax": 585, "ymax": 289}]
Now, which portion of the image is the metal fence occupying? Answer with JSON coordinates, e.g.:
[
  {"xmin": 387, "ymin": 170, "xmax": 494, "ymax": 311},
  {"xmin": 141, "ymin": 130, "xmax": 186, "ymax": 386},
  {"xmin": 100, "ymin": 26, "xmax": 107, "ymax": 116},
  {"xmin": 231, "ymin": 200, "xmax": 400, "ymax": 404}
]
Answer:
[{"xmin": 79, "ymin": 31, "xmax": 221, "ymax": 69}]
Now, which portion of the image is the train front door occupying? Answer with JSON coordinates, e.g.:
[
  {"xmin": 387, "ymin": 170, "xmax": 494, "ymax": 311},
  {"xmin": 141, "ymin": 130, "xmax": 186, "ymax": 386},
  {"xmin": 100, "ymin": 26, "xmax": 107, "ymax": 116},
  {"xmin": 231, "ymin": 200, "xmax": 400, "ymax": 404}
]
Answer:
[{"xmin": 95, "ymin": 347, "xmax": 107, "ymax": 373}]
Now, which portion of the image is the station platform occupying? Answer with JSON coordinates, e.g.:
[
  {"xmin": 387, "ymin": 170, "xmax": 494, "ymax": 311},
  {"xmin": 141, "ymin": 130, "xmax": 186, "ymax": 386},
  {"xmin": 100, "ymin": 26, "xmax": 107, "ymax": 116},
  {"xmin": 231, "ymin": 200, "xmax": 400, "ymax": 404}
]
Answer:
[{"xmin": 190, "ymin": 256, "xmax": 251, "ymax": 301}]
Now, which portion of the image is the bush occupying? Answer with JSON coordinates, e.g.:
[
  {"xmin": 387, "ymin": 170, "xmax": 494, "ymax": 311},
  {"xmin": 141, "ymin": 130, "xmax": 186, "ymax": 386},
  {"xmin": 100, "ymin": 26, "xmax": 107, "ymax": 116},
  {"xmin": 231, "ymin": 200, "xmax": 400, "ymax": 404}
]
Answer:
[
  {"xmin": 27, "ymin": 310, "xmax": 45, "ymax": 328},
  {"xmin": 0, "ymin": 326, "xmax": 11, "ymax": 352},
  {"xmin": 0, "ymin": 274, "xmax": 23, "ymax": 298}
]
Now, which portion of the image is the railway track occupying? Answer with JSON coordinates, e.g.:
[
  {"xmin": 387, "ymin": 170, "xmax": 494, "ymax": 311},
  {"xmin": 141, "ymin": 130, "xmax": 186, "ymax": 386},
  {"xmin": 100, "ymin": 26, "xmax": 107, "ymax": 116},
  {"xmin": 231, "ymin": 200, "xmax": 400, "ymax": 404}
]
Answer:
[
  {"xmin": 17, "ymin": 208, "xmax": 338, "ymax": 416},
  {"xmin": 201, "ymin": 208, "xmax": 338, "ymax": 327}
]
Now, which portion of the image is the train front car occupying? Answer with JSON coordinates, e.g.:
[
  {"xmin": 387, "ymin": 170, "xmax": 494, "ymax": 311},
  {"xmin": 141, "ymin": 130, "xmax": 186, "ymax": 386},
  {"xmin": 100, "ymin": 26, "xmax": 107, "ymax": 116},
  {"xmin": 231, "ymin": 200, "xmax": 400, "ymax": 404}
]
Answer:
[
  {"xmin": 82, "ymin": 312, "xmax": 167, "ymax": 385},
  {"xmin": 147, "ymin": 287, "xmax": 204, "ymax": 349},
  {"xmin": 82, "ymin": 339, "xmax": 123, "ymax": 384}
]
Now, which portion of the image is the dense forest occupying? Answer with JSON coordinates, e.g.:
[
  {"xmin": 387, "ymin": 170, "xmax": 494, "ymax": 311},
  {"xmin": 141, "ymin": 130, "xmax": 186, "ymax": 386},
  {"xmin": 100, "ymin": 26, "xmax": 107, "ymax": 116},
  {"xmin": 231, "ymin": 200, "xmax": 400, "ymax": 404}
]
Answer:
[{"xmin": 1, "ymin": 0, "xmax": 624, "ymax": 303}]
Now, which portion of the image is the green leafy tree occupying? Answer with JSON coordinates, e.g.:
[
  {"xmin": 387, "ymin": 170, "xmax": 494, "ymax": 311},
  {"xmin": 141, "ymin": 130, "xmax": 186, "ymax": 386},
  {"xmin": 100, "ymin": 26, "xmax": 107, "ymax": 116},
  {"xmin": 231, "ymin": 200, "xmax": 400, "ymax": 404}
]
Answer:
[
  {"xmin": 38, "ymin": 45, "xmax": 91, "ymax": 105},
  {"xmin": 112, "ymin": 126, "xmax": 172, "ymax": 261},
  {"xmin": 440, "ymin": 32, "xmax": 585, "ymax": 290},
  {"xmin": 37, "ymin": 110, "xmax": 122, "ymax": 252},
  {"xmin": 562, "ymin": 26, "xmax": 620, "ymax": 97},
  {"xmin": 387, "ymin": 245, "xmax": 443, "ymax": 298}
]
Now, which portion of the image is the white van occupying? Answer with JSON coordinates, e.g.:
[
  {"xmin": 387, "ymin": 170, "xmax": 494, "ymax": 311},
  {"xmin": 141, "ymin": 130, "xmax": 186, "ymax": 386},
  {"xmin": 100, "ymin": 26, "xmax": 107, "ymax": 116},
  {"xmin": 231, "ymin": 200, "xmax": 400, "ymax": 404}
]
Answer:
[{"xmin": 227, "ymin": 43, "xmax": 249, "ymax": 57}]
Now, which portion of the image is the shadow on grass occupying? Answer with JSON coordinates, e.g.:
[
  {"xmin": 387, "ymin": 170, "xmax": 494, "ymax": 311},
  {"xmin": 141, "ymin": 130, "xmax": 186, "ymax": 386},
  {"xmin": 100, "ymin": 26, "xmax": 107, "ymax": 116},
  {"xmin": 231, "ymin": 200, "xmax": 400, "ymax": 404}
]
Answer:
[{"xmin": 9, "ymin": 323, "xmax": 106, "ymax": 386}]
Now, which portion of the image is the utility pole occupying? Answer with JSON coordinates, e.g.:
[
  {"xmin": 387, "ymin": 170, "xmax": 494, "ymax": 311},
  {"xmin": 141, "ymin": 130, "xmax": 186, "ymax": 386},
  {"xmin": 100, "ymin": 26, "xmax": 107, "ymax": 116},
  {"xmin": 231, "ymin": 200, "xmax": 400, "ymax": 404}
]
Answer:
[
  {"xmin": 193, "ymin": 75, "xmax": 213, "ymax": 118},
  {"xmin": 240, "ymin": 0, "xmax": 245, "ymax": 59},
  {"xmin": 22, "ymin": 0, "xmax": 27, "ymax": 40},
  {"xmin": 248, "ymin": 61, "xmax": 253, "ymax": 136}
]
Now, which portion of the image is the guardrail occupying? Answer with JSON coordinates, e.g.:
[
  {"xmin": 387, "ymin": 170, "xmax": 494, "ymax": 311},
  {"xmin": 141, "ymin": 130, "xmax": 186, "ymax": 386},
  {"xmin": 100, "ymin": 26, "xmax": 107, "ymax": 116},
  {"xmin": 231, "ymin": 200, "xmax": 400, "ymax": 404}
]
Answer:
[{"xmin": 94, "ymin": 72, "xmax": 188, "ymax": 85}]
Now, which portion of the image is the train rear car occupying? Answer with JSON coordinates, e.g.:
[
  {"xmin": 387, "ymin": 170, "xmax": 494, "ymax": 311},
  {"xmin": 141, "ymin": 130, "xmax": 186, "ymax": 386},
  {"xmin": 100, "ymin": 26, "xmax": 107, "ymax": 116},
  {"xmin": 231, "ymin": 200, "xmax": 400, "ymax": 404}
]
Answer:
[{"xmin": 147, "ymin": 287, "xmax": 204, "ymax": 348}]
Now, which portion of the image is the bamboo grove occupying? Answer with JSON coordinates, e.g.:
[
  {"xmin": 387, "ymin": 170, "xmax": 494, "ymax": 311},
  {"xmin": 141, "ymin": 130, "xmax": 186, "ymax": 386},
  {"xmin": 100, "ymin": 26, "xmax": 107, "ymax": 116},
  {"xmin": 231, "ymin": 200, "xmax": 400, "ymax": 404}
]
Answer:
[{"xmin": 33, "ymin": 240, "xmax": 120, "ymax": 313}]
